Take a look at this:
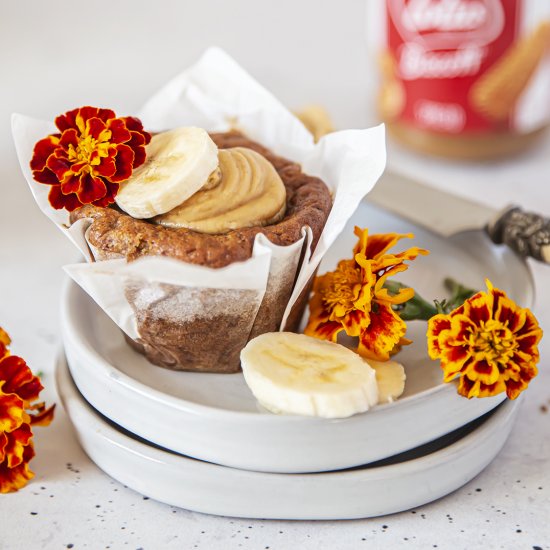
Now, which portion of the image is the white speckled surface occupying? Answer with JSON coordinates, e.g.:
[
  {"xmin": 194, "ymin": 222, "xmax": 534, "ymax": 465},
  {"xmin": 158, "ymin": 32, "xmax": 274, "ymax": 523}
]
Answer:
[{"xmin": 1, "ymin": 1, "xmax": 549, "ymax": 548}]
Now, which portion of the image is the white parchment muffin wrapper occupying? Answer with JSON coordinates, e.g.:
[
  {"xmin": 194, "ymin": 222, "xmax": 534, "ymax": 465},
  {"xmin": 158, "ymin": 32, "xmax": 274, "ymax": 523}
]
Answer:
[{"xmin": 12, "ymin": 47, "xmax": 386, "ymax": 371}]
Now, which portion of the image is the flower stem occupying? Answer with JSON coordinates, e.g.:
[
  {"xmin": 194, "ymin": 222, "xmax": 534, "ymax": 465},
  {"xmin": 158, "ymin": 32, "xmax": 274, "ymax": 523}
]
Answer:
[
  {"xmin": 384, "ymin": 281, "xmax": 438, "ymax": 321},
  {"xmin": 385, "ymin": 278, "xmax": 479, "ymax": 321},
  {"xmin": 443, "ymin": 278, "xmax": 478, "ymax": 311}
]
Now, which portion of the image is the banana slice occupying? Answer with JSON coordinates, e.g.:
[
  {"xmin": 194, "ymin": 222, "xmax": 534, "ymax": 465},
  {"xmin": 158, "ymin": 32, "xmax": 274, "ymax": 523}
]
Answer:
[
  {"xmin": 365, "ymin": 359, "xmax": 406, "ymax": 404},
  {"xmin": 115, "ymin": 127, "xmax": 219, "ymax": 219},
  {"xmin": 240, "ymin": 332, "xmax": 379, "ymax": 419}
]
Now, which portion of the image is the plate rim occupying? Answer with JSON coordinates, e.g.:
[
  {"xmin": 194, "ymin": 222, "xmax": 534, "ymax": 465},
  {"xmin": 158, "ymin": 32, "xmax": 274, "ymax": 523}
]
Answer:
[
  {"xmin": 57, "ymin": 351, "xmax": 520, "ymax": 477},
  {"xmin": 55, "ymin": 352, "xmax": 521, "ymax": 519},
  {"xmin": 62, "ymin": 278, "xmax": 483, "ymax": 422}
]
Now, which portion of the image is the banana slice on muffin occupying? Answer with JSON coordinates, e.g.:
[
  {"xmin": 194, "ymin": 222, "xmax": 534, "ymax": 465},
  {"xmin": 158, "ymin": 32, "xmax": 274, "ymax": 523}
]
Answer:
[
  {"xmin": 241, "ymin": 332, "xmax": 405, "ymax": 418},
  {"xmin": 115, "ymin": 127, "xmax": 219, "ymax": 218}
]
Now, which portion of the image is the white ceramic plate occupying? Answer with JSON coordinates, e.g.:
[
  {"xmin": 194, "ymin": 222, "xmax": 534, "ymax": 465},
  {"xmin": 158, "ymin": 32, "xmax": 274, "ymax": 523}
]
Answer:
[
  {"xmin": 56, "ymin": 353, "xmax": 521, "ymax": 520},
  {"xmin": 61, "ymin": 201, "xmax": 533, "ymax": 474}
]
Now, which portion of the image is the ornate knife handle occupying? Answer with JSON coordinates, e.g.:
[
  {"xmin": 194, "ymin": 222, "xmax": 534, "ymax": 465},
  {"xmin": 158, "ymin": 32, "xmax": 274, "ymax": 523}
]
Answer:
[{"xmin": 486, "ymin": 206, "xmax": 550, "ymax": 264}]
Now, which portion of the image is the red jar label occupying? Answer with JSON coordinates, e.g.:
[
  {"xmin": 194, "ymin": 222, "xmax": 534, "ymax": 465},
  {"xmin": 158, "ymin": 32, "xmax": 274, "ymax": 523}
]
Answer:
[{"xmin": 382, "ymin": 0, "xmax": 550, "ymax": 134}]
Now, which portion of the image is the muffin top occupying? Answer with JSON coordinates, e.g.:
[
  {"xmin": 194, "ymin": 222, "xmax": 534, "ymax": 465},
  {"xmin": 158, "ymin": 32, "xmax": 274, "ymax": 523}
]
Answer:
[{"xmin": 70, "ymin": 131, "xmax": 332, "ymax": 268}]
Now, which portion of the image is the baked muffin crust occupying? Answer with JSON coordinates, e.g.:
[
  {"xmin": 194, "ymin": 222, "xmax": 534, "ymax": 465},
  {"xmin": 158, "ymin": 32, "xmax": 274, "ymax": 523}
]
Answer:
[{"xmin": 71, "ymin": 131, "xmax": 332, "ymax": 267}]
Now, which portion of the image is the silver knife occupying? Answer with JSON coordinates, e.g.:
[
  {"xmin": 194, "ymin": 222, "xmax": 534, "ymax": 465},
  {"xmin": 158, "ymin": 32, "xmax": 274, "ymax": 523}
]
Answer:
[{"xmin": 367, "ymin": 171, "xmax": 550, "ymax": 264}]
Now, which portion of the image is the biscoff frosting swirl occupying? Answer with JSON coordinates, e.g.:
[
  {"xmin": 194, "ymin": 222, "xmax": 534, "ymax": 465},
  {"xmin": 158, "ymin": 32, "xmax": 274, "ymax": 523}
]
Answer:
[{"xmin": 154, "ymin": 147, "xmax": 287, "ymax": 234}]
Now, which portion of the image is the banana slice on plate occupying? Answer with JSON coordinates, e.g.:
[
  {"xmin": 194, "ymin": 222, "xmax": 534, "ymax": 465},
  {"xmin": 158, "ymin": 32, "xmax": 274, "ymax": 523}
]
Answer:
[
  {"xmin": 241, "ymin": 332, "xmax": 380, "ymax": 419},
  {"xmin": 365, "ymin": 359, "xmax": 406, "ymax": 404},
  {"xmin": 115, "ymin": 127, "xmax": 219, "ymax": 219}
]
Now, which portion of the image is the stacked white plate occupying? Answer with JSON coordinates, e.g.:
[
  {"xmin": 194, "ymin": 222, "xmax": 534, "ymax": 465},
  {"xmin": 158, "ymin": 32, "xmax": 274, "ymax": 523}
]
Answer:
[{"xmin": 58, "ymin": 201, "xmax": 533, "ymax": 519}]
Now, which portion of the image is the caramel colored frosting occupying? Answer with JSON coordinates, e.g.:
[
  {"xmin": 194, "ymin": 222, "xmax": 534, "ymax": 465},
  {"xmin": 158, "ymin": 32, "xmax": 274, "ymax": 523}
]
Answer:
[{"xmin": 154, "ymin": 147, "xmax": 287, "ymax": 234}]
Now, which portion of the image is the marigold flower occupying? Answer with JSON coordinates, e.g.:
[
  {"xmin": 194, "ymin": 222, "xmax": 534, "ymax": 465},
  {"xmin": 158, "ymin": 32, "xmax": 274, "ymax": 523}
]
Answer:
[
  {"xmin": 0, "ymin": 328, "xmax": 54, "ymax": 493},
  {"xmin": 305, "ymin": 227, "xmax": 428, "ymax": 361},
  {"xmin": 30, "ymin": 106, "xmax": 151, "ymax": 211},
  {"xmin": 427, "ymin": 280, "xmax": 542, "ymax": 399}
]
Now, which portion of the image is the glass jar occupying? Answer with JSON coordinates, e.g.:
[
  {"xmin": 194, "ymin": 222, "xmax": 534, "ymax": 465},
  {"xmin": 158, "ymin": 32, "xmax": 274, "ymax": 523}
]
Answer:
[{"xmin": 373, "ymin": 0, "xmax": 550, "ymax": 159}]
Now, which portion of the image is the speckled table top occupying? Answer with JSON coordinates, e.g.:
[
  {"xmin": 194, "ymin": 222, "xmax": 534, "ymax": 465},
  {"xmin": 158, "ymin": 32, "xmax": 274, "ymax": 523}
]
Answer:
[{"xmin": 2, "ymin": 2, "xmax": 550, "ymax": 548}]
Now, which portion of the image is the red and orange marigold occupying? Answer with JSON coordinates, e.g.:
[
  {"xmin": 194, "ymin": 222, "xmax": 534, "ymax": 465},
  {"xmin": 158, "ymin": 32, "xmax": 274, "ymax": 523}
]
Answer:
[
  {"xmin": 427, "ymin": 280, "xmax": 542, "ymax": 399},
  {"xmin": 305, "ymin": 227, "xmax": 428, "ymax": 361},
  {"xmin": 0, "ymin": 329, "xmax": 54, "ymax": 493},
  {"xmin": 30, "ymin": 106, "xmax": 151, "ymax": 211}
]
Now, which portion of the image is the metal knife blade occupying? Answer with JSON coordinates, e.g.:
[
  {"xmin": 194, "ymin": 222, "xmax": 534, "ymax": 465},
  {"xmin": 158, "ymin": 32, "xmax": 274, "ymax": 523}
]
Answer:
[{"xmin": 367, "ymin": 170, "xmax": 550, "ymax": 264}]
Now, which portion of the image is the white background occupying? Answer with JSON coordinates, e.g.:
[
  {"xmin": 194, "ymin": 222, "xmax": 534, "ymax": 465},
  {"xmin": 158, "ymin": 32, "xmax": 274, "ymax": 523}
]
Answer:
[{"xmin": 1, "ymin": 1, "xmax": 549, "ymax": 549}]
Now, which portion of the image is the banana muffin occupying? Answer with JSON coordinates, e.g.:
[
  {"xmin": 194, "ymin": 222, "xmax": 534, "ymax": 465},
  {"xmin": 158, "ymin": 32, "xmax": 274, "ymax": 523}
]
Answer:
[{"xmin": 71, "ymin": 131, "xmax": 332, "ymax": 373}]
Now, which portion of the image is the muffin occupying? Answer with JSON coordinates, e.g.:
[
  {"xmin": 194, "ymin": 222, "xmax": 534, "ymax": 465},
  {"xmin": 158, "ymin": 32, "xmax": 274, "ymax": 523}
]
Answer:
[{"xmin": 71, "ymin": 131, "xmax": 332, "ymax": 373}]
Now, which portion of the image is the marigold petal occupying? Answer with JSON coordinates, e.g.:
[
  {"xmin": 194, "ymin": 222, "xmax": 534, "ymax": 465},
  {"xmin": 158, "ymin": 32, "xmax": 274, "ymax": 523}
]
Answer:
[
  {"xmin": 370, "ymin": 248, "xmax": 430, "ymax": 274},
  {"xmin": 46, "ymin": 154, "xmax": 73, "ymax": 182},
  {"xmin": 441, "ymin": 345, "xmax": 471, "ymax": 375},
  {"xmin": 0, "ymin": 344, "xmax": 8, "ymax": 361},
  {"xmin": 85, "ymin": 117, "xmax": 110, "ymax": 142},
  {"xmin": 0, "ymin": 327, "xmax": 10, "ymax": 353},
  {"xmin": 360, "ymin": 232, "xmax": 412, "ymax": 260},
  {"xmin": 109, "ymin": 144, "xmax": 135, "ymax": 183},
  {"xmin": 55, "ymin": 107, "xmax": 79, "ymax": 132},
  {"xmin": 0, "ymin": 390, "xmax": 27, "ymax": 433},
  {"xmin": 458, "ymin": 376, "xmax": 507, "ymax": 399},
  {"xmin": 515, "ymin": 359, "xmax": 538, "ymax": 382},
  {"xmin": 34, "ymin": 165, "xmax": 61, "ymax": 185},
  {"xmin": 4, "ymin": 424, "xmax": 33, "ymax": 468},
  {"xmin": 29, "ymin": 135, "xmax": 60, "ymax": 171},
  {"xmin": 457, "ymin": 375, "xmax": 480, "ymax": 398},
  {"xmin": 516, "ymin": 309, "xmax": 543, "ymax": 340},
  {"xmin": 76, "ymin": 172, "xmax": 107, "ymax": 204},
  {"xmin": 372, "ymin": 263, "xmax": 407, "ymax": 294},
  {"xmin": 354, "ymin": 270, "xmax": 375, "ymax": 312},
  {"xmin": 91, "ymin": 181, "xmax": 118, "ymax": 207},
  {"xmin": 0, "ymin": 432, "xmax": 7, "ymax": 463},
  {"xmin": 125, "ymin": 129, "xmax": 147, "ymax": 149},
  {"xmin": 392, "ymin": 246, "xmax": 430, "ymax": 261},
  {"xmin": 388, "ymin": 336, "xmax": 412, "ymax": 358},
  {"xmin": 29, "ymin": 403, "xmax": 56, "ymax": 427},
  {"xmin": 341, "ymin": 309, "xmax": 369, "ymax": 337},
  {"xmin": 58, "ymin": 128, "xmax": 79, "ymax": 149},
  {"xmin": 60, "ymin": 174, "xmax": 83, "ymax": 195},
  {"xmin": 463, "ymin": 292, "xmax": 492, "ymax": 325},
  {"xmin": 375, "ymin": 281, "xmax": 414, "ymax": 305},
  {"xmin": 75, "ymin": 107, "xmax": 100, "ymax": 133},
  {"xmin": 516, "ymin": 330, "xmax": 543, "ymax": 357},
  {"xmin": 0, "ymin": 355, "xmax": 43, "ymax": 402},
  {"xmin": 123, "ymin": 116, "xmax": 152, "ymax": 144},
  {"xmin": 352, "ymin": 226, "xmax": 370, "ymax": 257},
  {"xmin": 357, "ymin": 302, "xmax": 406, "ymax": 361},
  {"xmin": 95, "ymin": 107, "xmax": 117, "ymax": 123},
  {"xmin": 304, "ymin": 319, "xmax": 343, "ymax": 342},
  {"xmin": 134, "ymin": 146, "xmax": 147, "ymax": 168},
  {"xmin": 93, "ymin": 155, "xmax": 117, "ymax": 179},
  {"xmin": 465, "ymin": 358, "xmax": 501, "ymax": 385},
  {"xmin": 107, "ymin": 118, "xmax": 132, "ymax": 144},
  {"xmin": 449, "ymin": 314, "xmax": 476, "ymax": 342},
  {"xmin": 0, "ymin": 443, "xmax": 35, "ymax": 493},
  {"xmin": 504, "ymin": 378, "xmax": 529, "ymax": 400},
  {"xmin": 427, "ymin": 315, "xmax": 451, "ymax": 338},
  {"xmin": 427, "ymin": 315, "xmax": 452, "ymax": 359},
  {"xmin": 304, "ymin": 293, "xmax": 343, "ymax": 342},
  {"xmin": 48, "ymin": 186, "xmax": 81, "ymax": 211}
]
